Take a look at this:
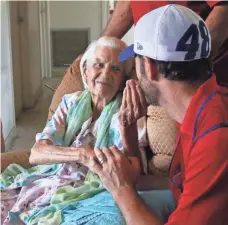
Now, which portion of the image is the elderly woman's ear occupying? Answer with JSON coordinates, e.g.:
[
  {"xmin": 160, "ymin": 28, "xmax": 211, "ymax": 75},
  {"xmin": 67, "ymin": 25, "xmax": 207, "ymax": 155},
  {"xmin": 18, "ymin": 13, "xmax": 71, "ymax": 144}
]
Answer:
[{"xmin": 82, "ymin": 60, "xmax": 88, "ymax": 83}]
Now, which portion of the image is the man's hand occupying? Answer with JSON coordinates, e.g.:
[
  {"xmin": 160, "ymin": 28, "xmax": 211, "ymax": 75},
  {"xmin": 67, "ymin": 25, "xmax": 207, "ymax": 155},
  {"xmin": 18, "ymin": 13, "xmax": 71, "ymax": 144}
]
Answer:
[
  {"xmin": 119, "ymin": 80, "xmax": 148, "ymax": 127},
  {"xmin": 87, "ymin": 146, "xmax": 141, "ymax": 193},
  {"xmin": 87, "ymin": 147, "xmax": 163, "ymax": 225}
]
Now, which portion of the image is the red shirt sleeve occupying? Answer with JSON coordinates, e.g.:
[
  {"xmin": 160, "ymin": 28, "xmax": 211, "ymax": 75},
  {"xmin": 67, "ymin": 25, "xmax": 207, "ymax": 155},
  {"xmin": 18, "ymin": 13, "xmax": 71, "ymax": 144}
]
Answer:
[
  {"xmin": 206, "ymin": 1, "xmax": 220, "ymax": 8},
  {"xmin": 130, "ymin": 1, "xmax": 168, "ymax": 24},
  {"xmin": 166, "ymin": 128, "xmax": 228, "ymax": 225}
]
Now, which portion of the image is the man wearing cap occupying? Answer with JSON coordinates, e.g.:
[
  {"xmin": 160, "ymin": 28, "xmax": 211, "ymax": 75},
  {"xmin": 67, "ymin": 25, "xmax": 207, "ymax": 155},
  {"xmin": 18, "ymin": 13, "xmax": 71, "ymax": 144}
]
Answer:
[
  {"xmin": 101, "ymin": 0, "xmax": 228, "ymax": 87},
  {"xmin": 87, "ymin": 5, "xmax": 228, "ymax": 225}
]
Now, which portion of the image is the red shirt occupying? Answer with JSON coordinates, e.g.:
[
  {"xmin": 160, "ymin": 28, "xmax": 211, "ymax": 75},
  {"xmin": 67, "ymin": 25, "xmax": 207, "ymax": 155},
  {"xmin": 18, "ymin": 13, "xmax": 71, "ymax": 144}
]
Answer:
[
  {"xmin": 167, "ymin": 75, "xmax": 228, "ymax": 225},
  {"xmin": 130, "ymin": 1, "xmax": 219, "ymax": 24}
]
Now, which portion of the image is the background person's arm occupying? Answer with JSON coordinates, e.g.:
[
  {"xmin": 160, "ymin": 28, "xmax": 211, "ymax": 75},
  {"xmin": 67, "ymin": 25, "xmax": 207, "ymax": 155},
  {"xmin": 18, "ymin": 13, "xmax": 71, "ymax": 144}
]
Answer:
[
  {"xmin": 101, "ymin": 0, "xmax": 133, "ymax": 38},
  {"xmin": 206, "ymin": 3, "xmax": 228, "ymax": 58}
]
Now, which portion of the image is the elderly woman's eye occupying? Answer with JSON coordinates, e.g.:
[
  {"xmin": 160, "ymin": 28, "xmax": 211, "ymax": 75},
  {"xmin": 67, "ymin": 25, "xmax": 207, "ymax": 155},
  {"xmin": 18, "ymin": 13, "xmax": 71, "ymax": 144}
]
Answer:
[{"xmin": 94, "ymin": 62, "xmax": 104, "ymax": 68}]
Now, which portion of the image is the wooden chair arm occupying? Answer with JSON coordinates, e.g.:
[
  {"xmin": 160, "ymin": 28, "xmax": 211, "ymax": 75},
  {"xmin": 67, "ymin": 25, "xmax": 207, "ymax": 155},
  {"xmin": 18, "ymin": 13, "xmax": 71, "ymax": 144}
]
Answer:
[{"xmin": 1, "ymin": 149, "xmax": 31, "ymax": 172}]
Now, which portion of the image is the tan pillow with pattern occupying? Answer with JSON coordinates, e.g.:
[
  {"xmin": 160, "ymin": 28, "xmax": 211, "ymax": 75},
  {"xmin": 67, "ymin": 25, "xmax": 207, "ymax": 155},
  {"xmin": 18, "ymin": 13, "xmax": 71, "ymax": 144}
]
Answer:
[{"xmin": 147, "ymin": 105, "xmax": 178, "ymax": 175}]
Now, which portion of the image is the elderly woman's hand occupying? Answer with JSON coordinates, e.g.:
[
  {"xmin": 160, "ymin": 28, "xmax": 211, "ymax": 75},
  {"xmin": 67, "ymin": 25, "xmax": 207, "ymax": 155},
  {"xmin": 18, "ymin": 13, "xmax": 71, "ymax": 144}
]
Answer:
[
  {"xmin": 75, "ymin": 147, "xmax": 97, "ymax": 167},
  {"xmin": 119, "ymin": 80, "xmax": 148, "ymax": 127},
  {"xmin": 87, "ymin": 146, "xmax": 141, "ymax": 194}
]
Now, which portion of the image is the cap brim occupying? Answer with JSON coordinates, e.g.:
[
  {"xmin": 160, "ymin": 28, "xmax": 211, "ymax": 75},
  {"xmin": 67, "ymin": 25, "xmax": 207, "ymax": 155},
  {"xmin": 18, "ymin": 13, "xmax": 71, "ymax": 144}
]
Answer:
[{"xmin": 118, "ymin": 44, "xmax": 135, "ymax": 62}]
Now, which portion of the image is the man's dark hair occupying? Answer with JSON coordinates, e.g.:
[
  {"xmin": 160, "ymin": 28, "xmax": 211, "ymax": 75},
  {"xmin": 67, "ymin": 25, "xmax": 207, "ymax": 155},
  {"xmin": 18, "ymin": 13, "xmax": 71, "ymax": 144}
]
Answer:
[{"xmin": 138, "ymin": 55, "xmax": 213, "ymax": 85}]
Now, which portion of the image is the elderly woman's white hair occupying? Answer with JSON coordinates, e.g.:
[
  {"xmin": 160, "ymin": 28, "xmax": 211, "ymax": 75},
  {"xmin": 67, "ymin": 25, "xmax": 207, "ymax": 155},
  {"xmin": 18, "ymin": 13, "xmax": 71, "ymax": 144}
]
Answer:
[{"xmin": 80, "ymin": 36, "xmax": 134, "ymax": 87}]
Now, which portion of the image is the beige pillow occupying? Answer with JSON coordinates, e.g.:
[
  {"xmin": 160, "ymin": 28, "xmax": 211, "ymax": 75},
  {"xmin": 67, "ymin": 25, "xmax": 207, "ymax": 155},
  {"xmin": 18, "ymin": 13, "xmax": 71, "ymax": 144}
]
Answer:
[
  {"xmin": 48, "ymin": 59, "xmax": 84, "ymax": 120},
  {"xmin": 147, "ymin": 105, "xmax": 178, "ymax": 175}
]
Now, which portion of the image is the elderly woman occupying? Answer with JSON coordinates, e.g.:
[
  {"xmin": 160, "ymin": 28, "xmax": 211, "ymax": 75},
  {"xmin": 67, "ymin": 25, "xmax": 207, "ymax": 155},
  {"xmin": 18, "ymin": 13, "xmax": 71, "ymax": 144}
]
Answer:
[
  {"xmin": 29, "ymin": 36, "xmax": 142, "ymax": 166},
  {"xmin": 0, "ymin": 37, "xmax": 147, "ymax": 225}
]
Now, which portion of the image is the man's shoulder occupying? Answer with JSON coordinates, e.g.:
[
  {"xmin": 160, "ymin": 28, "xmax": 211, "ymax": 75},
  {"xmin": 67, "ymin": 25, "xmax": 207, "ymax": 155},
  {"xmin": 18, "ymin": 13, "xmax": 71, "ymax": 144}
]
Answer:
[
  {"xmin": 192, "ymin": 91, "xmax": 228, "ymax": 158},
  {"xmin": 198, "ymin": 91, "xmax": 228, "ymax": 131}
]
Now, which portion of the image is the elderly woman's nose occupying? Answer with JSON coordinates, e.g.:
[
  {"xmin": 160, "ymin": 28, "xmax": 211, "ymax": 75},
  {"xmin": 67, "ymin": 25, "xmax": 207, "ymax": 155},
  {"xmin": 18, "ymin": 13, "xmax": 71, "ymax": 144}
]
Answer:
[{"xmin": 101, "ymin": 66, "xmax": 112, "ymax": 76}]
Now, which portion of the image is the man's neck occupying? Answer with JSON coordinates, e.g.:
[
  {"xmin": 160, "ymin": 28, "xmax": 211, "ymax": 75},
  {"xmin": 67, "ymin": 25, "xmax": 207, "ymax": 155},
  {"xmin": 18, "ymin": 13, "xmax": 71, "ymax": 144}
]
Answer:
[{"xmin": 159, "ymin": 81, "xmax": 199, "ymax": 124}]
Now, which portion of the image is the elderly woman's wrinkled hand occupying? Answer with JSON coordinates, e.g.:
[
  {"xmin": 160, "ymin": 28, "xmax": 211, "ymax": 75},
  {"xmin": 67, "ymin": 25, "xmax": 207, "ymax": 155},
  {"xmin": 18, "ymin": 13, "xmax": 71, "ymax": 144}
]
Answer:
[
  {"xmin": 119, "ymin": 80, "xmax": 148, "ymax": 127},
  {"xmin": 87, "ymin": 146, "xmax": 141, "ymax": 194},
  {"xmin": 76, "ymin": 147, "xmax": 97, "ymax": 167}
]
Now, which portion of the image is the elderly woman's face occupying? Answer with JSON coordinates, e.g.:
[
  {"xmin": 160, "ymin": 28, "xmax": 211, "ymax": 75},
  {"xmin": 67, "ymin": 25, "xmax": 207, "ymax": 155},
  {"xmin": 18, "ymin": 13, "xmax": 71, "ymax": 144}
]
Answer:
[{"xmin": 84, "ymin": 46, "xmax": 125, "ymax": 101}]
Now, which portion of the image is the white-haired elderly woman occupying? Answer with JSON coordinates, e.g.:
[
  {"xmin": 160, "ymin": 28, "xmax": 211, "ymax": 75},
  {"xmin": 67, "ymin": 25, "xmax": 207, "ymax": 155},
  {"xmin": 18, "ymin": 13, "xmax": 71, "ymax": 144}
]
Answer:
[
  {"xmin": 30, "ymin": 36, "xmax": 147, "ymax": 166},
  {"xmin": 0, "ymin": 37, "xmax": 148, "ymax": 225}
]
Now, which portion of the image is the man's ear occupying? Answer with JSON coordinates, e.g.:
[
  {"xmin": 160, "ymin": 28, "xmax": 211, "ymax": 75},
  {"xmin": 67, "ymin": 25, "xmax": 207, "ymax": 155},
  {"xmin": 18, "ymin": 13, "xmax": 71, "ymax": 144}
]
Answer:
[{"xmin": 144, "ymin": 57, "xmax": 159, "ymax": 82}]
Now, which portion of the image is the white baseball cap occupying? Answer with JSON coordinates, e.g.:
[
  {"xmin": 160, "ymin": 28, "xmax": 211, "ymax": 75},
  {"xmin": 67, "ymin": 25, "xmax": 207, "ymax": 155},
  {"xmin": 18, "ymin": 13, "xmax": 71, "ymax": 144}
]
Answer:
[{"xmin": 119, "ymin": 4, "xmax": 211, "ymax": 62}]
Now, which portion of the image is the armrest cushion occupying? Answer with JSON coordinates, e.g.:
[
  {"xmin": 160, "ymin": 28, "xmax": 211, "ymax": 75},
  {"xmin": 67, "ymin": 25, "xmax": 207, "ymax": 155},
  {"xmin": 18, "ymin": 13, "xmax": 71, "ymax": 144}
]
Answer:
[
  {"xmin": 48, "ymin": 59, "xmax": 84, "ymax": 120},
  {"xmin": 1, "ymin": 149, "xmax": 31, "ymax": 173}
]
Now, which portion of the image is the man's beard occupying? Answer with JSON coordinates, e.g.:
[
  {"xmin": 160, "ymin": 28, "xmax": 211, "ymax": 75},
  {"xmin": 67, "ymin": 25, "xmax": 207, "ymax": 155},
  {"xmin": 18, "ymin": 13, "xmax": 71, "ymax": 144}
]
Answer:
[
  {"xmin": 141, "ymin": 79, "xmax": 160, "ymax": 106},
  {"xmin": 139, "ymin": 70, "xmax": 160, "ymax": 106},
  {"xmin": 137, "ymin": 56, "xmax": 160, "ymax": 106}
]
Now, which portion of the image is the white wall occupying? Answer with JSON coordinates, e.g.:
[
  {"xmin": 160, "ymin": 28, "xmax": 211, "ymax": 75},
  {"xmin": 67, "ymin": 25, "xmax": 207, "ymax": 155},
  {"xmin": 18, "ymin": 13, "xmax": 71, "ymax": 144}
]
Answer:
[
  {"xmin": 39, "ymin": 1, "xmax": 52, "ymax": 79},
  {"xmin": 49, "ymin": 1, "xmax": 102, "ymax": 42},
  {"xmin": 1, "ymin": 1, "xmax": 16, "ymax": 148},
  {"xmin": 9, "ymin": 1, "xmax": 23, "ymax": 118},
  {"xmin": 27, "ymin": 1, "xmax": 42, "ymax": 97},
  {"xmin": 14, "ymin": 1, "xmax": 43, "ymax": 109}
]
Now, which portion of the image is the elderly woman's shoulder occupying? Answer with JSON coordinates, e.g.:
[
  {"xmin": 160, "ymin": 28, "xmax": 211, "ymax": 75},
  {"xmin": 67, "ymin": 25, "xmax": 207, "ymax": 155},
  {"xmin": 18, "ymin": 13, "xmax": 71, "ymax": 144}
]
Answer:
[
  {"xmin": 61, "ymin": 91, "xmax": 84, "ymax": 106},
  {"xmin": 64, "ymin": 91, "xmax": 83, "ymax": 100}
]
